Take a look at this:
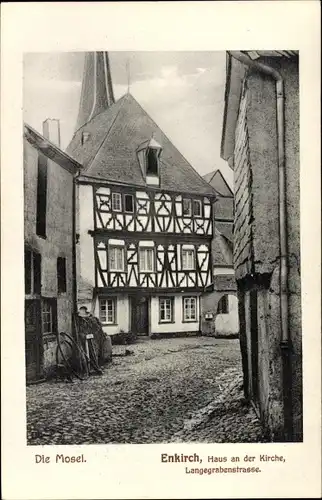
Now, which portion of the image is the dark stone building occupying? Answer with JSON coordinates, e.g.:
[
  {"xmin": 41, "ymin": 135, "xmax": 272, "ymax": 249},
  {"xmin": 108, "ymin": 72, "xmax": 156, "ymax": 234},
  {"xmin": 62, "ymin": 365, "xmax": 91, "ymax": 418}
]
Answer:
[
  {"xmin": 24, "ymin": 122, "xmax": 80, "ymax": 382},
  {"xmin": 221, "ymin": 51, "xmax": 301, "ymax": 441}
]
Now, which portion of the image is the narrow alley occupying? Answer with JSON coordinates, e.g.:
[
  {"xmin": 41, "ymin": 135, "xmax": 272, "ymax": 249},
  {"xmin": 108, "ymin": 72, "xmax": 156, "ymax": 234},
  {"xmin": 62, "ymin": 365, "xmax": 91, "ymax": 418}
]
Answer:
[{"xmin": 26, "ymin": 337, "xmax": 267, "ymax": 445}]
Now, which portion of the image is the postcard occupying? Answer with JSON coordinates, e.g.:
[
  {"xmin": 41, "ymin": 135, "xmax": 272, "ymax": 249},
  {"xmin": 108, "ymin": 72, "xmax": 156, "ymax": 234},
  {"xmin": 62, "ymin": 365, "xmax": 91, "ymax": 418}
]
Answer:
[{"xmin": 1, "ymin": 1, "xmax": 321, "ymax": 499}]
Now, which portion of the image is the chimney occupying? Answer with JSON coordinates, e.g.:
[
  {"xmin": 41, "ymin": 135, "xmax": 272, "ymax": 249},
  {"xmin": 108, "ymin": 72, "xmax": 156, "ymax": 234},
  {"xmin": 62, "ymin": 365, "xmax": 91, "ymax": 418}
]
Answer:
[
  {"xmin": 75, "ymin": 52, "xmax": 115, "ymax": 132},
  {"xmin": 42, "ymin": 118, "xmax": 61, "ymax": 147}
]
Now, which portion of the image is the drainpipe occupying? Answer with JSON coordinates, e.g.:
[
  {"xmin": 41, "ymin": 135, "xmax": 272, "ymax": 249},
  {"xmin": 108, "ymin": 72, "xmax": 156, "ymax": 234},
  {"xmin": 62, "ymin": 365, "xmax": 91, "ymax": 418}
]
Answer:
[{"xmin": 228, "ymin": 51, "xmax": 292, "ymax": 440}]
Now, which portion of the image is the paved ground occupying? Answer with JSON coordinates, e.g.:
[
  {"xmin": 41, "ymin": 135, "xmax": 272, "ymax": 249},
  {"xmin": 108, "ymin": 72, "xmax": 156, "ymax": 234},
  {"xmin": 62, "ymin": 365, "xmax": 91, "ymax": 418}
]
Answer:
[{"xmin": 26, "ymin": 337, "xmax": 268, "ymax": 445}]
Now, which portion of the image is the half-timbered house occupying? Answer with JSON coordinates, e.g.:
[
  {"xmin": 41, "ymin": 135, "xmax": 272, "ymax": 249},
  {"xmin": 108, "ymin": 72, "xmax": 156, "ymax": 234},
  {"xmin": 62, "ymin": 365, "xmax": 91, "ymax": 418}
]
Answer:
[{"xmin": 67, "ymin": 52, "xmax": 217, "ymax": 338}]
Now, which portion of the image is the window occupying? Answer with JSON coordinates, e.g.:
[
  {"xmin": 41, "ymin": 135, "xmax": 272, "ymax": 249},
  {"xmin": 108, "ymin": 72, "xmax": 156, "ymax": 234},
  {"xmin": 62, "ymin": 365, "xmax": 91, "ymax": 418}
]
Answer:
[
  {"xmin": 147, "ymin": 148, "xmax": 159, "ymax": 176},
  {"xmin": 109, "ymin": 246, "xmax": 124, "ymax": 271},
  {"xmin": 99, "ymin": 298, "xmax": 116, "ymax": 324},
  {"xmin": 159, "ymin": 297, "xmax": 174, "ymax": 323},
  {"xmin": 139, "ymin": 248, "xmax": 154, "ymax": 272},
  {"xmin": 111, "ymin": 192, "xmax": 122, "ymax": 212},
  {"xmin": 57, "ymin": 257, "xmax": 67, "ymax": 293},
  {"xmin": 42, "ymin": 298, "xmax": 57, "ymax": 335},
  {"xmin": 193, "ymin": 200, "xmax": 202, "ymax": 217},
  {"xmin": 25, "ymin": 248, "xmax": 41, "ymax": 295},
  {"xmin": 183, "ymin": 297, "xmax": 197, "ymax": 322},
  {"xmin": 36, "ymin": 152, "xmax": 48, "ymax": 237},
  {"xmin": 81, "ymin": 131, "xmax": 90, "ymax": 145},
  {"xmin": 25, "ymin": 249, "xmax": 32, "ymax": 294},
  {"xmin": 182, "ymin": 248, "xmax": 195, "ymax": 270},
  {"xmin": 124, "ymin": 194, "xmax": 134, "ymax": 213},
  {"xmin": 182, "ymin": 198, "xmax": 191, "ymax": 216},
  {"xmin": 217, "ymin": 295, "xmax": 229, "ymax": 314}
]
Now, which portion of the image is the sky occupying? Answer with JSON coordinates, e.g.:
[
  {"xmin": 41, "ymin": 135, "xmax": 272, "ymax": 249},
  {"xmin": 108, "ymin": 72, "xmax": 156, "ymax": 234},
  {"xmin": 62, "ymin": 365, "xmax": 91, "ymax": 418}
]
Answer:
[{"xmin": 23, "ymin": 51, "xmax": 233, "ymax": 188}]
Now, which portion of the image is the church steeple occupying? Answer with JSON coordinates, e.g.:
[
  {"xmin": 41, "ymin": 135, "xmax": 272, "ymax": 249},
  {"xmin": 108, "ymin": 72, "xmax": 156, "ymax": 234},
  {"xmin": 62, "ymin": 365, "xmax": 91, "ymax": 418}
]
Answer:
[{"xmin": 75, "ymin": 52, "xmax": 115, "ymax": 132}]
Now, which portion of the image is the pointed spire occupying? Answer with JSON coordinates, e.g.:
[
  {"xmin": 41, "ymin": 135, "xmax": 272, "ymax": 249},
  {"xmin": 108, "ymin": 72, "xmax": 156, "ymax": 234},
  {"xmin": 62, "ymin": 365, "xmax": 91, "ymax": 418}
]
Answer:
[{"xmin": 75, "ymin": 52, "xmax": 115, "ymax": 131}]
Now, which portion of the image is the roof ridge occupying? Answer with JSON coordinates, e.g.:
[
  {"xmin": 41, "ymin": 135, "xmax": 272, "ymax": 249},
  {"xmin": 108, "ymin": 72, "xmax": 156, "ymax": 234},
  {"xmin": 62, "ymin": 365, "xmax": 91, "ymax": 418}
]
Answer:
[
  {"xmin": 213, "ymin": 169, "xmax": 233, "ymax": 196},
  {"xmin": 85, "ymin": 95, "xmax": 128, "ymax": 172},
  {"xmin": 209, "ymin": 168, "xmax": 219, "ymax": 185},
  {"xmin": 127, "ymin": 94, "xmax": 217, "ymax": 196}
]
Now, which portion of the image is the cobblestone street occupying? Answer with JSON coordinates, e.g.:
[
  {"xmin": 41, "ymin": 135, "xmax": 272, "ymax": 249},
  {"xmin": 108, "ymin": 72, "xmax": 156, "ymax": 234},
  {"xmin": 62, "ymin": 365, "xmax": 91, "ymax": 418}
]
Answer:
[{"xmin": 27, "ymin": 337, "xmax": 268, "ymax": 445}]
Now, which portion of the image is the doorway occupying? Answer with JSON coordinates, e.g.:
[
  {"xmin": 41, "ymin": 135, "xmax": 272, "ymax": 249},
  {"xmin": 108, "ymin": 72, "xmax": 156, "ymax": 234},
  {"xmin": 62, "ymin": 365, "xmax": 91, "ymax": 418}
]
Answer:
[
  {"xmin": 25, "ymin": 298, "xmax": 44, "ymax": 383},
  {"xmin": 131, "ymin": 296, "xmax": 149, "ymax": 335}
]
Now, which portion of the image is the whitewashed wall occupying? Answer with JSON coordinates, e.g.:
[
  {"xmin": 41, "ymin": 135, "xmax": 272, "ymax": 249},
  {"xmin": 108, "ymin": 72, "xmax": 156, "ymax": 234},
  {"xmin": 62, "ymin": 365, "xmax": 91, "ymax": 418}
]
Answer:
[
  {"xmin": 78, "ymin": 184, "xmax": 95, "ymax": 286},
  {"xmin": 93, "ymin": 295, "xmax": 130, "ymax": 335},
  {"xmin": 150, "ymin": 295, "xmax": 200, "ymax": 334},
  {"xmin": 215, "ymin": 294, "xmax": 239, "ymax": 334}
]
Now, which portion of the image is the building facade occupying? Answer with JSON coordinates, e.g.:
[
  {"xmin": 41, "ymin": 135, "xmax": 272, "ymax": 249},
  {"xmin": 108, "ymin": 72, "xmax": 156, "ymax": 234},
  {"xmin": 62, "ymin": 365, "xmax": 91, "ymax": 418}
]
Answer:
[
  {"xmin": 221, "ymin": 51, "xmax": 301, "ymax": 441},
  {"xmin": 24, "ymin": 122, "xmax": 80, "ymax": 382},
  {"xmin": 67, "ymin": 52, "xmax": 216, "ymax": 339},
  {"xmin": 201, "ymin": 170, "xmax": 238, "ymax": 336}
]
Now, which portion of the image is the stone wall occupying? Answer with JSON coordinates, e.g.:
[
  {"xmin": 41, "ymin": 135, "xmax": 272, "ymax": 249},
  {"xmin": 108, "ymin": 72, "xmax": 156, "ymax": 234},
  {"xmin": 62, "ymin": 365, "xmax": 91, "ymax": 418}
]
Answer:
[
  {"xmin": 24, "ymin": 139, "xmax": 75, "ymax": 379},
  {"xmin": 234, "ymin": 57, "xmax": 301, "ymax": 441}
]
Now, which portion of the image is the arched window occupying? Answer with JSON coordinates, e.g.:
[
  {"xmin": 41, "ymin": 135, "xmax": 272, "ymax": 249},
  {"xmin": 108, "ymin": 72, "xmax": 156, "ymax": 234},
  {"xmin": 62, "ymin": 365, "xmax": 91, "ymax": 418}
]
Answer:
[{"xmin": 217, "ymin": 294, "xmax": 229, "ymax": 314}]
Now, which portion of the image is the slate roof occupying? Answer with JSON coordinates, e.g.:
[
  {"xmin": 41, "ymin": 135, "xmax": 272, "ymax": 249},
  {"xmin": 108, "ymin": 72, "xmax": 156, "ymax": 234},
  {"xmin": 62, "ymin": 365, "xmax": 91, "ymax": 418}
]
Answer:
[
  {"xmin": 212, "ymin": 228, "xmax": 233, "ymax": 267},
  {"xmin": 203, "ymin": 169, "xmax": 233, "ymax": 197},
  {"xmin": 67, "ymin": 93, "xmax": 216, "ymax": 196}
]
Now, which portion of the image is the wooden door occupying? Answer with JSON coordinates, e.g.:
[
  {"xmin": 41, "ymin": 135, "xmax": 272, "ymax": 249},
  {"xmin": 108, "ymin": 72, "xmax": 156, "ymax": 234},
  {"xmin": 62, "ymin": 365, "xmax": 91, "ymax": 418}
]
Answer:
[
  {"xmin": 25, "ymin": 299, "xmax": 43, "ymax": 383},
  {"xmin": 131, "ymin": 296, "xmax": 149, "ymax": 335}
]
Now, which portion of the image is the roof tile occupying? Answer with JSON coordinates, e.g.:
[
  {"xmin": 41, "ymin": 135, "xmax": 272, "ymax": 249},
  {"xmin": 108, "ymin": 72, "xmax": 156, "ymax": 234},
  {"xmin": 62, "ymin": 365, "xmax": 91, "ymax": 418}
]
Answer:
[{"xmin": 67, "ymin": 93, "xmax": 216, "ymax": 196}]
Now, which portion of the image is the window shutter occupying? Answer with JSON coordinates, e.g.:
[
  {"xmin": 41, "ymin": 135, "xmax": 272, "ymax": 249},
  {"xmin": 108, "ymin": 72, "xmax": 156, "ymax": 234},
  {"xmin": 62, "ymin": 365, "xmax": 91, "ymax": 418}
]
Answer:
[
  {"xmin": 36, "ymin": 152, "xmax": 48, "ymax": 237},
  {"xmin": 57, "ymin": 257, "xmax": 67, "ymax": 293},
  {"xmin": 25, "ymin": 248, "xmax": 32, "ymax": 294}
]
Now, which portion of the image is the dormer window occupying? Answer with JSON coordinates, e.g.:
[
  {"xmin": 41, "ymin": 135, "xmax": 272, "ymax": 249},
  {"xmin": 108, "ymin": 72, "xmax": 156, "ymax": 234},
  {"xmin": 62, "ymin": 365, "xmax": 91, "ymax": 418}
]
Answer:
[
  {"xmin": 147, "ymin": 148, "xmax": 159, "ymax": 176},
  {"xmin": 81, "ymin": 131, "xmax": 90, "ymax": 145},
  {"xmin": 137, "ymin": 136, "xmax": 162, "ymax": 186}
]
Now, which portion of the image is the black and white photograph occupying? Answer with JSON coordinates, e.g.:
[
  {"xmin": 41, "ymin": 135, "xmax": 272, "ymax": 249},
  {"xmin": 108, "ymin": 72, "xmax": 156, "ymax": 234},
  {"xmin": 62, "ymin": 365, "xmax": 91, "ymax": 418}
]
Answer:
[{"xmin": 23, "ymin": 50, "xmax": 302, "ymax": 446}]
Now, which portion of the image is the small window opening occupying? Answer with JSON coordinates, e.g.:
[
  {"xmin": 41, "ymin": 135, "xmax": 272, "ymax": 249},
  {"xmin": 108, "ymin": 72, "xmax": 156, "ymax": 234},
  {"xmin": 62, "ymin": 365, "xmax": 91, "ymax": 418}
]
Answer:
[
  {"xmin": 81, "ymin": 131, "xmax": 90, "ymax": 145},
  {"xmin": 57, "ymin": 257, "xmax": 67, "ymax": 294},
  {"xmin": 193, "ymin": 200, "xmax": 202, "ymax": 217},
  {"xmin": 217, "ymin": 295, "xmax": 229, "ymax": 314},
  {"xmin": 111, "ymin": 193, "xmax": 122, "ymax": 212},
  {"xmin": 124, "ymin": 194, "xmax": 134, "ymax": 213},
  {"xmin": 182, "ymin": 199, "xmax": 192, "ymax": 216},
  {"xmin": 147, "ymin": 148, "xmax": 159, "ymax": 176},
  {"xmin": 36, "ymin": 152, "xmax": 48, "ymax": 238}
]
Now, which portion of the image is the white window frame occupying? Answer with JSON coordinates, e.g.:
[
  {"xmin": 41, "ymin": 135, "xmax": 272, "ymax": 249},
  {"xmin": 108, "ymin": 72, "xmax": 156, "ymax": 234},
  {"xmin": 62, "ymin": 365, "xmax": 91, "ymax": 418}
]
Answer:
[
  {"xmin": 109, "ymin": 246, "xmax": 125, "ymax": 272},
  {"xmin": 159, "ymin": 297, "xmax": 174, "ymax": 323},
  {"xmin": 182, "ymin": 198, "xmax": 192, "ymax": 216},
  {"xmin": 182, "ymin": 248, "xmax": 195, "ymax": 270},
  {"xmin": 193, "ymin": 199, "xmax": 202, "ymax": 217},
  {"xmin": 111, "ymin": 192, "xmax": 122, "ymax": 212},
  {"xmin": 183, "ymin": 297, "xmax": 197, "ymax": 322},
  {"xmin": 99, "ymin": 298, "xmax": 116, "ymax": 324},
  {"xmin": 139, "ymin": 247, "xmax": 154, "ymax": 272}
]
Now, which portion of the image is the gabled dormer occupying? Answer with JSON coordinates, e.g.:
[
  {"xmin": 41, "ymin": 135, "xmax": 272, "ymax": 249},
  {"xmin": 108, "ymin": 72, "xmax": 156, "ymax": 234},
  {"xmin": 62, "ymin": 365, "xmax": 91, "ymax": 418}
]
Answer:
[{"xmin": 137, "ymin": 136, "xmax": 162, "ymax": 186}]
